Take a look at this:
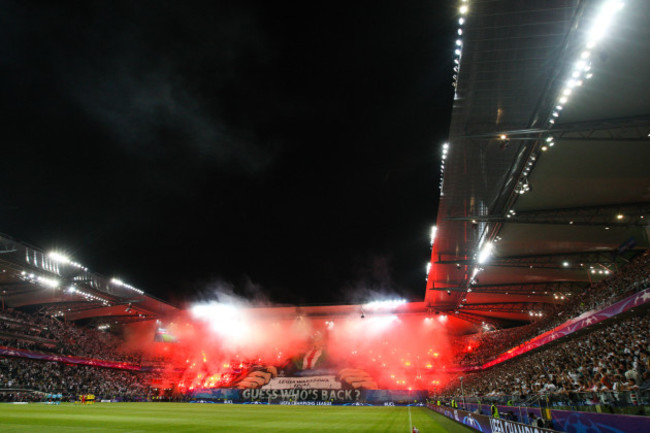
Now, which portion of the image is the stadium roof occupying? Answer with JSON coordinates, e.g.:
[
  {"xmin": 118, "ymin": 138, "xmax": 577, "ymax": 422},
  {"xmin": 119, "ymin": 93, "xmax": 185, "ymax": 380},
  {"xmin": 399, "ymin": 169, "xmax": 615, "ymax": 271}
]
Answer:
[
  {"xmin": 0, "ymin": 233, "xmax": 177, "ymax": 325},
  {"xmin": 426, "ymin": 0, "xmax": 650, "ymax": 332}
]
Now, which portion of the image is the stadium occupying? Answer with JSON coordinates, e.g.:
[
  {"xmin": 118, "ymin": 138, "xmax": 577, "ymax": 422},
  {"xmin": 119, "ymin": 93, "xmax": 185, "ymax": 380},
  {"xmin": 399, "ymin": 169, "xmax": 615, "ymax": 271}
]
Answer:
[{"xmin": 2, "ymin": 0, "xmax": 650, "ymax": 432}]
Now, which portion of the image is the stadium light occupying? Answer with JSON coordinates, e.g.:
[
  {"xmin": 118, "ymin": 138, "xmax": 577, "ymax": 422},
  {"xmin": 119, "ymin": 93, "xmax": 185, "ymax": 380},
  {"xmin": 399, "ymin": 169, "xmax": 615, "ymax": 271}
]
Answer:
[
  {"xmin": 587, "ymin": 1, "xmax": 624, "ymax": 46},
  {"xmin": 477, "ymin": 242, "xmax": 493, "ymax": 264},
  {"xmin": 37, "ymin": 276, "xmax": 60, "ymax": 288},
  {"xmin": 47, "ymin": 251, "xmax": 87, "ymax": 270},
  {"xmin": 111, "ymin": 277, "xmax": 144, "ymax": 295},
  {"xmin": 48, "ymin": 251, "xmax": 70, "ymax": 264},
  {"xmin": 430, "ymin": 225, "xmax": 437, "ymax": 246},
  {"xmin": 363, "ymin": 299, "xmax": 407, "ymax": 311},
  {"xmin": 548, "ymin": 0, "xmax": 624, "ymax": 128}
]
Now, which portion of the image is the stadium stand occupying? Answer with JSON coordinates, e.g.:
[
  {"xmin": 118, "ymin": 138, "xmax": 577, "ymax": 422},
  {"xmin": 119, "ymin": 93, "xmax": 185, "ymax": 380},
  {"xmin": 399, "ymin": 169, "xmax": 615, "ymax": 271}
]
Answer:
[
  {"xmin": 441, "ymin": 312, "xmax": 649, "ymax": 402},
  {"xmin": 0, "ymin": 357, "xmax": 152, "ymax": 402},
  {"xmin": 0, "ymin": 308, "xmax": 142, "ymax": 364},
  {"xmin": 0, "ymin": 308, "xmax": 151, "ymax": 402},
  {"xmin": 452, "ymin": 251, "xmax": 650, "ymax": 367}
]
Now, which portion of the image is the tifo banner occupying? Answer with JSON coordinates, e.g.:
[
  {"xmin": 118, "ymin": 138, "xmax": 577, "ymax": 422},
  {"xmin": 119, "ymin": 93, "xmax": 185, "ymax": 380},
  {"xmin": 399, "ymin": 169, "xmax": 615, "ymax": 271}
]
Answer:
[
  {"xmin": 484, "ymin": 287, "xmax": 650, "ymax": 368},
  {"xmin": 262, "ymin": 375, "xmax": 341, "ymax": 390},
  {"xmin": 428, "ymin": 405, "xmax": 559, "ymax": 433},
  {"xmin": 0, "ymin": 346, "xmax": 142, "ymax": 371},
  {"xmin": 243, "ymin": 388, "xmax": 362, "ymax": 402},
  {"xmin": 192, "ymin": 387, "xmax": 427, "ymax": 404},
  {"xmin": 192, "ymin": 387, "xmax": 364, "ymax": 402}
]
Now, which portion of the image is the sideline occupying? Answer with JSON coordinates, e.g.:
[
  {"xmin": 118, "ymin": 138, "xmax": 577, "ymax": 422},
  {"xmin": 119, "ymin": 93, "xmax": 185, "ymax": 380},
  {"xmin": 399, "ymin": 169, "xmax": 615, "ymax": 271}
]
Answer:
[{"xmin": 408, "ymin": 406, "xmax": 412, "ymax": 432}]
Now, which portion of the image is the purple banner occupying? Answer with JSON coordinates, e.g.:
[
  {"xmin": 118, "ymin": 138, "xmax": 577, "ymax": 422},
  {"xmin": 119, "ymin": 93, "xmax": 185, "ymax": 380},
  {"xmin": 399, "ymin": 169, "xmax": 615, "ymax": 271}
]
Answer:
[
  {"xmin": 0, "ymin": 346, "xmax": 142, "ymax": 371},
  {"xmin": 483, "ymin": 288, "xmax": 650, "ymax": 368},
  {"xmin": 428, "ymin": 405, "xmax": 558, "ymax": 433},
  {"xmin": 451, "ymin": 403, "xmax": 650, "ymax": 433},
  {"xmin": 550, "ymin": 409, "xmax": 650, "ymax": 433}
]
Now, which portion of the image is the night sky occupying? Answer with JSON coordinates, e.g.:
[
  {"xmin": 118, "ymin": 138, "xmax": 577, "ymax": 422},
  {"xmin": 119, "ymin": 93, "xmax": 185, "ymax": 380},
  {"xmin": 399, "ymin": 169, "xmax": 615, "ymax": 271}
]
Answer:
[{"xmin": 1, "ymin": 1, "xmax": 454, "ymax": 306}]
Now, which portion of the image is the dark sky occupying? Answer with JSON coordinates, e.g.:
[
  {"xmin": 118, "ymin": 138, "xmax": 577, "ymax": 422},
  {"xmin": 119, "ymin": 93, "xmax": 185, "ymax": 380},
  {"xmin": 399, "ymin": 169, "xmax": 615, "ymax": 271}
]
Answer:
[{"xmin": 1, "ymin": 1, "xmax": 454, "ymax": 306}]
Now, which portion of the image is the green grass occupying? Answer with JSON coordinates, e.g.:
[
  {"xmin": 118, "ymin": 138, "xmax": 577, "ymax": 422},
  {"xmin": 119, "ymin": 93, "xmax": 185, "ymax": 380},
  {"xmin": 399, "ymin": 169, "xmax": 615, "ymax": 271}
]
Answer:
[{"xmin": 0, "ymin": 402, "xmax": 475, "ymax": 433}]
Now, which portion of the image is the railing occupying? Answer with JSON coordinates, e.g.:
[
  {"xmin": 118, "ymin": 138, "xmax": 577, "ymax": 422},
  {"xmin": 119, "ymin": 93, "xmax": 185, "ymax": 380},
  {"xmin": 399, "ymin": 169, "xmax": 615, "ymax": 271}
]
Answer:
[{"xmin": 433, "ymin": 390, "xmax": 649, "ymax": 415}]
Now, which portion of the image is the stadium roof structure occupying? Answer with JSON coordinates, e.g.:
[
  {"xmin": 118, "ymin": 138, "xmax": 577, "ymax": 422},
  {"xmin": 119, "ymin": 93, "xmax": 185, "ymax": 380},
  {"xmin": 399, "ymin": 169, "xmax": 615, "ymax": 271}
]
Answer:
[
  {"xmin": 0, "ymin": 232, "xmax": 177, "ymax": 325},
  {"xmin": 426, "ymin": 0, "xmax": 650, "ymax": 333}
]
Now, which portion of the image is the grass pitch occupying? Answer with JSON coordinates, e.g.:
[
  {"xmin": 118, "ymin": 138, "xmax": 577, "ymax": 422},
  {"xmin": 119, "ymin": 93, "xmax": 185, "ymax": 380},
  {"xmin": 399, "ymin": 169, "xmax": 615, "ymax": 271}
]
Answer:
[{"xmin": 0, "ymin": 402, "xmax": 474, "ymax": 433}]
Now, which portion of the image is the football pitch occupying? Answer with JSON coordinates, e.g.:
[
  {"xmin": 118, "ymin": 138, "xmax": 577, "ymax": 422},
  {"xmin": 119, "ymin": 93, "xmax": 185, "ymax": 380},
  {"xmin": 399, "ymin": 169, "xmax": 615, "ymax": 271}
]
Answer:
[{"xmin": 0, "ymin": 402, "xmax": 475, "ymax": 433}]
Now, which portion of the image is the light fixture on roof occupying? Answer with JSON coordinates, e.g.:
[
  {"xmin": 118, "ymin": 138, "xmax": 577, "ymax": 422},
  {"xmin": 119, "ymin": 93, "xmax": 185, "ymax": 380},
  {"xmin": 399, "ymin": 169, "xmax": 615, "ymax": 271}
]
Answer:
[
  {"xmin": 48, "ymin": 252, "xmax": 71, "ymax": 264},
  {"xmin": 477, "ymin": 242, "xmax": 493, "ymax": 264},
  {"xmin": 37, "ymin": 276, "xmax": 60, "ymax": 288},
  {"xmin": 516, "ymin": 177, "xmax": 531, "ymax": 194},
  {"xmin": 547, "ymin": 1, "xmax": 624, "ymax": 128},
  {"xmin": 587, "ymin": 0, "xmax": 624, "ymax": 46}
]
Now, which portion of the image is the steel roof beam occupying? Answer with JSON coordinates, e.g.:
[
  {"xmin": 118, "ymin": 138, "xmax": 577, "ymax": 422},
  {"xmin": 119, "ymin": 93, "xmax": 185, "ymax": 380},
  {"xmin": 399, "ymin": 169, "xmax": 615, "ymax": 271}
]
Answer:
[
  {"xmin": 461, "ymin": 115, "xmax": 650, "ymax": 140},
  {"xmin": 449, "ymin": 311, "xmax": 508, "ymax": 327},
  {"xmin": 447, "ymin": 202, "xmax": 650, "ymax": 227},
  {"xmin": 457, "ymin": 302, "xmax": 553, "ymax": 313},
  {"xmin": 430, "ymin": 281, "xmax": 588, "ymax": 294},
  {"xmin": 437, "ymin": 250, "xmax": 628, "ymax": 270}
]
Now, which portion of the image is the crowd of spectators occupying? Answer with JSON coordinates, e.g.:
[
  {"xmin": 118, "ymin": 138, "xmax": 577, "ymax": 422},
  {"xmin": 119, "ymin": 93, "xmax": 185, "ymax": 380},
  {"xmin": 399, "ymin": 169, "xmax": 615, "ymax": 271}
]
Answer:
[
  {"xmin": 439, "ymin": 312, "xmax": 650, "ymax": 405},
  {"xmin": 0, "ymin": 356, "xmax": 153, "ymax": 401},
  {"xmin": 453, "ymin": 251, "xmax": 650, "ymax": 367},
  {"xmin": 0, "ymin": 308, "xmax": 142, "ymax": 364},
  {"xmin": 451, "ymin": 326, "xmax": 536, "ymax": 366},
  {"xmin": 0, "ymin": 308, "xmax": 152, "ymax": 401}
]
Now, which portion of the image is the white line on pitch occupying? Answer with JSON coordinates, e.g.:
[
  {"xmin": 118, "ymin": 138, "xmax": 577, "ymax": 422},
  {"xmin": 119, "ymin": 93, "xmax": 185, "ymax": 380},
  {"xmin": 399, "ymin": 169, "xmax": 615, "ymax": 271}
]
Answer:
[{"xmin": 408, "ymin": 406, "xmax": 412, "ymax": 432}]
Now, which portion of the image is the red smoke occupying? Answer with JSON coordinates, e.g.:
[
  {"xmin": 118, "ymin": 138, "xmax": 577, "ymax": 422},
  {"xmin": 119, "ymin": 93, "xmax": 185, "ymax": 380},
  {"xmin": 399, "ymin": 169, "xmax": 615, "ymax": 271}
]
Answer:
[{"xmin": 121, "ymin": 302, "xmax": 458, "ymax": 393}]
